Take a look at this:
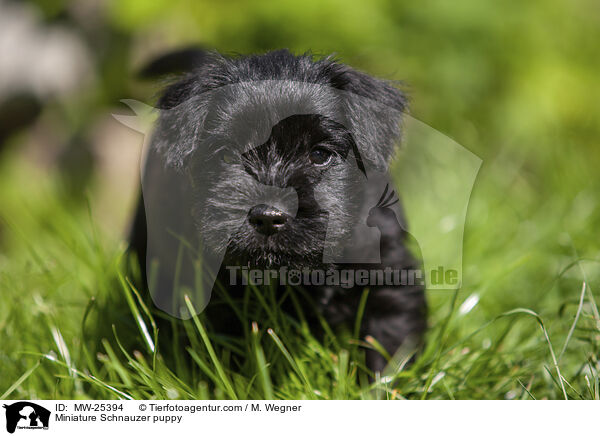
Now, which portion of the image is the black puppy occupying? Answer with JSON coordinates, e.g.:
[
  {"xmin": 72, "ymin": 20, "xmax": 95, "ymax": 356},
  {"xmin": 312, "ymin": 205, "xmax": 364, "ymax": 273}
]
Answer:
[{"xmin": 130, "ymin": 49, "xmax": 426, "ymax": 373}]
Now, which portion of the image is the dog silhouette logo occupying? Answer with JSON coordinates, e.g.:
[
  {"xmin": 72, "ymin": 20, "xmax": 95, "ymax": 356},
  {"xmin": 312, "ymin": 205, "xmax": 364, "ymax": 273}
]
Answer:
[
  {"xmin": 2, "ymin": 402, "xmax": 50, "ymax": 433},
  {"xmin": 114, "ymin": 82, "xmax": 481, "ymax": 318}
]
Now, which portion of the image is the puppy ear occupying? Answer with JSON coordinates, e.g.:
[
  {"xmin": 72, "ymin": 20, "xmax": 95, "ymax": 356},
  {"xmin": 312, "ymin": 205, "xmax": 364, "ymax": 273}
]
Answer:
[
  {"xmin": 156, "ymin": 73, "xmax": 202, "ymax": 110},
  {"xmin": 332, "ymin": 65, "xmax": 408, "ymax": 169},
  {"xmin": 151, "ymin": 73, "xmax": 210, "ymax": 169},
  {"xmin": 138, "ymin": 47, "xmax": 208, "ymax": 79},
  {"xmin": 148, "ymin": 49, "xmax": 218, "ymax": 169}
]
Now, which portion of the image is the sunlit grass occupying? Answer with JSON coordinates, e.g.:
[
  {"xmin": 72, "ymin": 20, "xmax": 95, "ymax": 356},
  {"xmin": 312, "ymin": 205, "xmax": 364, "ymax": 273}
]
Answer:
[{"xmin": 0, "ymin": 149, "xmax": 599, "ymax": 400}]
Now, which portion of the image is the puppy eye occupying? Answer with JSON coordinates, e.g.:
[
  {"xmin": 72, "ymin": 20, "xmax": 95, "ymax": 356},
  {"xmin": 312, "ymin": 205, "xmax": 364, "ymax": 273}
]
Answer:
[
  {"xmin": 221, "ymin": 153, "xmax": 236, "ymax": 164},
  {"xmin": 309, "ymin": 148, "xmax": 333, "ymax": 166}
]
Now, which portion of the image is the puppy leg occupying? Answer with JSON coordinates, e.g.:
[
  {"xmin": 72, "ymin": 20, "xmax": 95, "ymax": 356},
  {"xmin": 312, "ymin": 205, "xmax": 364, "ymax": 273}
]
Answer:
[
  {"xmin": 128, "ymin": 192, "xmax": 147, "ymax": 282},
  {"xmin": 362, "ymin": 286, "xmax": 427, "ymax": 374}
]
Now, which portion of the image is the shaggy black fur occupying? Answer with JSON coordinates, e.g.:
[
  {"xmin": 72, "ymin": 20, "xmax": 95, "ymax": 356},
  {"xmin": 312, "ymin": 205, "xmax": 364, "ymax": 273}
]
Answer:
[{"xmin": 130, "ymin": 49, "xmax": 427, "ymax": 373}]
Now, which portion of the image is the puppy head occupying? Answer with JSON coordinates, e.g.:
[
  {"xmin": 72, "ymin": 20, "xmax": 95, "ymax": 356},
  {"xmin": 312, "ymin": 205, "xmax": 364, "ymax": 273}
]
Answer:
[
  {"xmin": 192, "ymin": 111, "xmax": 366, "ymax": 269},
  {"xmin": 148, "ymin": 50, "xmax": 407, "ymax": 269}
]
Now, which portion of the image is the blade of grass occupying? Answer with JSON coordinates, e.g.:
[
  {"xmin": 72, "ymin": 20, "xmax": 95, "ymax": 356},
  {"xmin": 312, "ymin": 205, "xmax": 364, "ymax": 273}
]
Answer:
[
  {"xmin": 117, "ymin": 270, "xmax": 155, "ymax": 354},
  {"xmin": 42, "ymin": 354, "xmax": 133, "ymax": 399},
  {"xmin": 267, "ymin": 328, "xmax": 315, "ymax": 398},
  {"xmin": 421, "ymin": 290, "xmax": 459, "ymax": 399},
  {"xmin": 184, "ymin": 295, "xmax": 238, "ymax": 399},
  {"xmin": 0, "ymin": 360, "xmax": 40, "ymax": 400},
  {"xmin": 251, "ymin": 322, "xmax": 274, "ymax": 399},
  {"xmin": 559, "ymin": 282, "xmax": 586, "ymax": 361},
  {"xmin": 503, "ymin": 308, "xmax": 568, "ymax": 400},
  {"xmin": 353, "ymin": 288, "xmax": 370, "ymax": 341}
]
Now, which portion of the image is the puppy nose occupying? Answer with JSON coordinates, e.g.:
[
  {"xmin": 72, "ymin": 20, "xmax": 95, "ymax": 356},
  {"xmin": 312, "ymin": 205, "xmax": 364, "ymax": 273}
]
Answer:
[{"xmin": 248, "ymin": 204, "xmax": 289, "ymax": 236}]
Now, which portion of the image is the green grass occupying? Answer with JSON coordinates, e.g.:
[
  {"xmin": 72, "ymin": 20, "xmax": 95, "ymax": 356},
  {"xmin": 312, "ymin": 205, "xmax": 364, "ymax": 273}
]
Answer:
[
  {"xmin": 2, "ymin": 0, "xmax": 599, "ymax": 401},
  {"xmin": 1, "ymin": 143, "xmax": 599, "ymax": 400}
]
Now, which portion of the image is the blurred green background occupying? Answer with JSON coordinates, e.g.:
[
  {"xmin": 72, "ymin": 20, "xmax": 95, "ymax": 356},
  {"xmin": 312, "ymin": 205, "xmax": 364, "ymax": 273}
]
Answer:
[
  {"xmin": 1, "ymin": 0, "xmax": 598, "ymax": 235},
  {"xmin": 0, "ymin": 0, "xmax": 599, "ymax": 399}
]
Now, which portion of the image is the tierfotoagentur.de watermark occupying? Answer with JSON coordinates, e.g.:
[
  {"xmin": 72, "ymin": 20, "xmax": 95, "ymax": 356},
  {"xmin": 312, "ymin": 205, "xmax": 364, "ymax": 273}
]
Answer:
[{"xmin": 224, "ymin": 266, "xmax": 451, "ymax": 288}]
